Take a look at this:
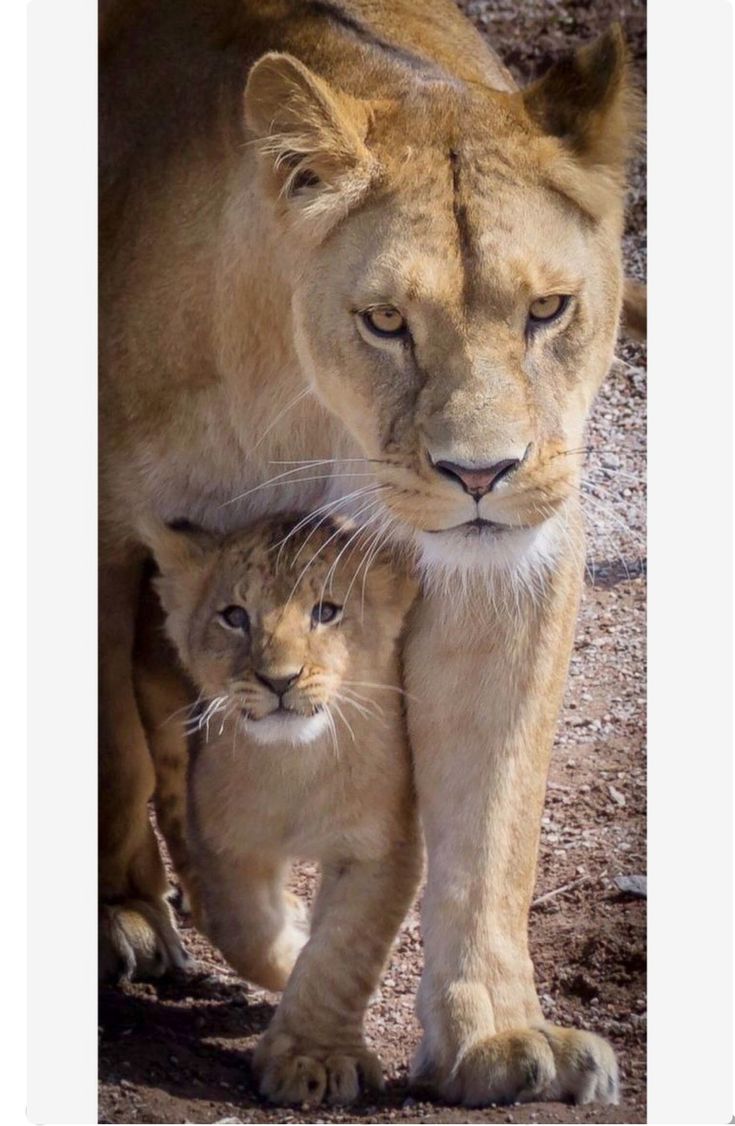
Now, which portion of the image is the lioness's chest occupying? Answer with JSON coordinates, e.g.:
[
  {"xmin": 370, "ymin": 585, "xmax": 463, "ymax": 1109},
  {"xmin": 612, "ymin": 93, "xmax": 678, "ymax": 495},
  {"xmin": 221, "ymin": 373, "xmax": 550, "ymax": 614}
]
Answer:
[{"xmin": 129, "ymin": 386, "xmax": 363, "ymax": 535}]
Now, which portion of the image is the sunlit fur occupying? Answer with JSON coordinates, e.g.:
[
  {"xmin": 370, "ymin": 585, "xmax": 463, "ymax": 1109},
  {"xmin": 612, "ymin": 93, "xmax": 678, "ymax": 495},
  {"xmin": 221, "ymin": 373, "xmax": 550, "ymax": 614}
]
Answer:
[
  {"xmin": 101, "ymin": 1, "xmax": 637, "ymax": 1105},
  {"xmin": 141, "ymin": 514, "xmax": 420, "ymax": 1106}
]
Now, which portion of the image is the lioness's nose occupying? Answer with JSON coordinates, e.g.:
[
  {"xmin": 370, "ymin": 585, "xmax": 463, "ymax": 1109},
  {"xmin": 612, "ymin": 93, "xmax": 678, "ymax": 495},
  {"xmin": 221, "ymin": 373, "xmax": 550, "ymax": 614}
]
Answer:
[
  {"xmin": 433, "ymin": 457, "xmax": 522, "ymax": 498},
  {"xmin": 255, "ymin": 669, "xmax": 302, "ymax": 697}
]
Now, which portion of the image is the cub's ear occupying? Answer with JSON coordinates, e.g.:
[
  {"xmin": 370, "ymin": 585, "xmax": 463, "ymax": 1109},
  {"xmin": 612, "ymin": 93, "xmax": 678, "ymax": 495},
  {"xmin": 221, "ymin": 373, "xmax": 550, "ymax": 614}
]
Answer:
[
  {"xmin": 138, "ymin": 517, "xmax": 217, "ymax": 578},
  {"xmin": 522, "ymin": 25, "xmax": 639, "ymax": 180},
  {"xmin": 244, "ymin": 52, "xmax": 377, "ymax": 231}
]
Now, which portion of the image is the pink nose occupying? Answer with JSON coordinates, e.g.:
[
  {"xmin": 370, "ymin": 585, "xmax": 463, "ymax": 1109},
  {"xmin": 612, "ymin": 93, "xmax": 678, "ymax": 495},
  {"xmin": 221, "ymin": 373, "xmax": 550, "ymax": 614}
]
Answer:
[{"xmin": 433, "ymin": 458, "xmax": 522, "ymax": 498}]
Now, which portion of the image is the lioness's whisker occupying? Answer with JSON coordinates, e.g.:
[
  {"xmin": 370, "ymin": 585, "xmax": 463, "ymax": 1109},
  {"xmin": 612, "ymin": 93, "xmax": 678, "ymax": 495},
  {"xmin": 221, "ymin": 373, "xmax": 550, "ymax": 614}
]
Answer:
[
  {"xmin": 284, "ymin": 495, "xmax": 387, "ymax": 610},
  {"xmin": 273, "ymin": 484, "xmax": 385, "ymax": 567},
  {"xmin": 292, "ymin": 497, "xmax": 385, "ymax": 589},
  {"xmin": 580, "ymin": 489, "xmax": 646, "ymax": 550},
  {"xmin": 317, "ymin": 503, "xmax": 387, "ymax": 604},
  {"xmin": 252, "ymin": 387, "xmax": 312, "ymax": 453},
  {"xmin": 341, "ymin": 511, "xmax": 394, "ymax": 611},
  {"xmin": 269, "ymin": 457, "xmax": 391, "ymax": 467},
  {"xmin": 220, "ymin": 461, "xmax": 378, "ymax": 508},
  {"xmin": 359, "ymin": 517, "xmax": 397, "ymax": 617}
]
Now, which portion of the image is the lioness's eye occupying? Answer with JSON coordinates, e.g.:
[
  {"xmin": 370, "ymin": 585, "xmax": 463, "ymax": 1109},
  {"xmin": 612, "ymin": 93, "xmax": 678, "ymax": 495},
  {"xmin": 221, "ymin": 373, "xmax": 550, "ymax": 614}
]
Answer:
[
  {"xmin": 311, "ymin": 601, "xmax": 342, "ymax": 626},
  {"xmin": 528, "ymin": 294, "xmax": 569, "ymax": 325},
  {"xmin": 219, "ymin": 605, "xmax": 250, "ymax": 632},
  {"xmin": 361, "ymin": 306, "xmax": 407, "ymax": 338}
]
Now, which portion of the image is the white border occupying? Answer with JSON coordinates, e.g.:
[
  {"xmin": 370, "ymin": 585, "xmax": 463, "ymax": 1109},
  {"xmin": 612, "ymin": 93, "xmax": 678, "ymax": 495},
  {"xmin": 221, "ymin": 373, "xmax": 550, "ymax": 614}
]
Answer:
[
  {"xmin": 647, "ymin": 1, "xmax": 733, "ymax": 1122},
  {"xmin": 23, "ymin": 1, "xmax": 735, "ymax": 1123},
  {"xmin": 27, "ymin": 1, "xmax": 98, "ymax": 1123}
]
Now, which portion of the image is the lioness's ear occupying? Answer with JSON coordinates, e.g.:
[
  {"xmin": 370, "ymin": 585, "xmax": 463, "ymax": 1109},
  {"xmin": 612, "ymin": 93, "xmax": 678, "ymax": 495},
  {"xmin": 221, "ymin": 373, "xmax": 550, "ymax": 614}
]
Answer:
[
  {"xmin": 244, "ymin": 52, "xmax": 377, "ymax": 231},
  {"xmin": 522, "ymin": 25, "xmax": 638, "ymax": 178}
]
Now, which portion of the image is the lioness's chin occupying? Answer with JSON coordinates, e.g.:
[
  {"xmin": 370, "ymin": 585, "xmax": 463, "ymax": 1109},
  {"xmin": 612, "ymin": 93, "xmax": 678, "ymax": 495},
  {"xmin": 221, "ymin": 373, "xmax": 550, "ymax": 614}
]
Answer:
[
  {"xmin": 412, "ymin": 519, "xmax": 562, "ymax": 585},
  {"xmin": 240, "ymin": 710, "xmax": 329, "ymax": 747}
]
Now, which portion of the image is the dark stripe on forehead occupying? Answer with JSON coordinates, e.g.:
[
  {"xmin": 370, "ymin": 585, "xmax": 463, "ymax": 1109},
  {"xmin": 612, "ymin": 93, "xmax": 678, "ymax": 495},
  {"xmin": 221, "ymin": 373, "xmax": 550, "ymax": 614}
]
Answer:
[
  {"xmin": 304, "ymin": 1, "xmax": 447, "ymax": 78},
  {"xmin": 449, "ymin": 148, "xmax": 476, "ymax": 306}
]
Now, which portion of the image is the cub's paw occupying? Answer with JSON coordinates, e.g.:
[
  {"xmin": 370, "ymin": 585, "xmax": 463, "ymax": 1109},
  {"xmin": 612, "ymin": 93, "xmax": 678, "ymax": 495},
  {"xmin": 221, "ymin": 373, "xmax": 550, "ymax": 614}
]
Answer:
[
  {"xmin": 255, "ymin": 1035, "xmax": 384, "ymax": 1106},
  {"xmin": 99, "ymin": 898, "xmax": 192, "ymax": 983},
  {"xmin": 415, "ymin": 1025, "xmax": 618, "ymax": 1108}
]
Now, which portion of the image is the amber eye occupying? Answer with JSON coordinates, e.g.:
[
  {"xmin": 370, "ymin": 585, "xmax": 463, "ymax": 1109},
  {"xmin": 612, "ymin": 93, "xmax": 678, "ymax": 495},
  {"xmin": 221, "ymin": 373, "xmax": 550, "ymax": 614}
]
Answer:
[
  {"xmin": 311, "ymin": 601, "xmax": 342, "ymax": 627},
  {"xmin": 219, "ymin": 605, "xmax": 250, "ymax": 632},
  {"xmin": 528, "ymin": 294, "xmax": 569, "ymax": 325},
  {"xmin": 361, "ymin": 306, "xmax": 407, "ymax": 338}
]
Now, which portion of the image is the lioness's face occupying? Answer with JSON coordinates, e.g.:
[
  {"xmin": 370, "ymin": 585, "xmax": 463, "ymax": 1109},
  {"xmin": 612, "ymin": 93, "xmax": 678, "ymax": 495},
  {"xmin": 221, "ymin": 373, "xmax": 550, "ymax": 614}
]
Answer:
[
  {"xmin": 291, "ymin": 102, "xmax": 622, "ymax": 574},
  {"xmin": 245, "ymin": 34, "xmax": 634, "ymax": 575},
  {"xmin": 153, "ymin": 518, "xmax": 408, "ymax": 748}
]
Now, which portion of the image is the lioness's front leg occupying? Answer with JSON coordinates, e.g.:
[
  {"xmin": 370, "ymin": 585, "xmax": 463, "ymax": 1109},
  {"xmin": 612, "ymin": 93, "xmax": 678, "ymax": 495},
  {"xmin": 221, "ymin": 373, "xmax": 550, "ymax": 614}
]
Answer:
[
  {"xmin": 404, "ymin": 552, "xmax": 618, "ymax": 1107},
  {"xmin": 99, "ymin": 553, "xmax": 189, "ymax": 981},
  {"xmin": 254, "ymin": 839, "xmax": 421, "ymax": 1107}
]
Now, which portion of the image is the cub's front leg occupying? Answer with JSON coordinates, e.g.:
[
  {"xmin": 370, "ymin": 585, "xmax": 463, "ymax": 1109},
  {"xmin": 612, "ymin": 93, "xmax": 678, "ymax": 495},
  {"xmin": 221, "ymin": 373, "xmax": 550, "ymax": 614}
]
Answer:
[
  {"xmin": 404, "ymin": 552, "xmax": 619, "ymax": 1108},
  {"xmin": 254, "ymin": 838, "xmax": 421, "ymax": 1107}
]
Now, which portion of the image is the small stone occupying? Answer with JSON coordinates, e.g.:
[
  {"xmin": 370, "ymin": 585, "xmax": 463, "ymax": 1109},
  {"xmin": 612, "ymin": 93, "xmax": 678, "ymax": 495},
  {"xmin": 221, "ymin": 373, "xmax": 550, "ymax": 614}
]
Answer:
[{"xmin": 614, "ymin": 874, "xmax": 647, "ymax": 897}]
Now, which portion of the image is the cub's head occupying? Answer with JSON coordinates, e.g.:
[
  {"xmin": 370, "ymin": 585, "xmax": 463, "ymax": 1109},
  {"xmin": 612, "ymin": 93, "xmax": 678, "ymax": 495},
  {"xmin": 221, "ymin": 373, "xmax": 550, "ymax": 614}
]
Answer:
[
  {"xmin": 244, "ymin": 27, "xmax": 639, "ymax": 577},
  {"xmin": 143, "ymin": 516, "xmax": 414, "ymax": 747}
]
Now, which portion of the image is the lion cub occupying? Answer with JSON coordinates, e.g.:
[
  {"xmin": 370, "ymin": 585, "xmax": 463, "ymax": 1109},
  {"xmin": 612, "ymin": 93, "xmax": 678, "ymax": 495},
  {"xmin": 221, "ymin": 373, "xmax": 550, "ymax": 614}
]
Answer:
[{"xmin": 140, "ymin": 514, "xmax": 421, "ymax": 1106}]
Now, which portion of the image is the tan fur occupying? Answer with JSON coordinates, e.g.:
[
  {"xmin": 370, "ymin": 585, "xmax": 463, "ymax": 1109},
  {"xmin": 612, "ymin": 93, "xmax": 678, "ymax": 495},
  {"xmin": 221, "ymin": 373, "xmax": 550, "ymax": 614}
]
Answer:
[
  {"xmin": 140, "ymin": 516, "xmax": 420, "ymax": 1106},
  {"xmin": 100, "ymin": 0, "xmax": 636, "ymax": 1104}
]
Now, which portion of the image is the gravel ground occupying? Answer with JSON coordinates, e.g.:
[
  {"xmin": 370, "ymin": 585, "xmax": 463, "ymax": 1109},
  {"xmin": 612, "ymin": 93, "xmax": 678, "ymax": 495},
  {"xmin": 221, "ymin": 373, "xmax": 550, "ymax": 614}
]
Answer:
[{"xmin": 99, "ymin": 2, "xmax": 647, "ymax": 1122}]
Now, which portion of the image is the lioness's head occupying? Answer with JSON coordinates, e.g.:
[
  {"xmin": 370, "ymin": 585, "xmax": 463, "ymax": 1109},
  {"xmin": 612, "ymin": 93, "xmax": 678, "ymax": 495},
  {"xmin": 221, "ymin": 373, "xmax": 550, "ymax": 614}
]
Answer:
[
  {"xmin": 244, "ymin": 28, "xmax": 638, "ymax": 577},
  {"xmin": 144, "ymin": 516, "xmax": 414, "ymax": 747}
]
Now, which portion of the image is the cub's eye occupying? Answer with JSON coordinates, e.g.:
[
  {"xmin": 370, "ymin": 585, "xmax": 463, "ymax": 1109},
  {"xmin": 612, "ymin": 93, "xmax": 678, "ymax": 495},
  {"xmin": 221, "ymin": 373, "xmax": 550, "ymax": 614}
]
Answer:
[
  {"xmin": 361, "ymin": 306, "xmax": 407, "ymax": 338},
  {"xmin": 219, "ymin": 605, "xmax": 250, "ymax": 632},
  {"xmin": 311, "ymin": 601, "xmax": 342, "ymax": 627},
  {"xmin": 528, "ymin": 294, "xmax": 570, "ymax": 326}
]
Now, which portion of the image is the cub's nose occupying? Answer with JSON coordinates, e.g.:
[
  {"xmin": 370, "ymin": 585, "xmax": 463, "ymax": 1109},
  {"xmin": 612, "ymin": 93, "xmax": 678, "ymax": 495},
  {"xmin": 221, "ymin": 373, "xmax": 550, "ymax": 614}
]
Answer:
[
  {"xmin": 432, "ymin": 457, "xmax": 522, "ymax": 498},
  {"xmin": 255, "ymin": 669, "xmax": 303, "ymax": 697}
]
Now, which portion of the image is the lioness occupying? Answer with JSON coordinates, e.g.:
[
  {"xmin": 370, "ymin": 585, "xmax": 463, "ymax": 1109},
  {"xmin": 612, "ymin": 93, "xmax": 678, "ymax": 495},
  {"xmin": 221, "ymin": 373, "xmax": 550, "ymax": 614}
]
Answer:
[
  {"xmin": 138, "ymin": 514, "xmax": 420, "ymax": 1105},
  {"xmin": 100, "ymin": 0, "xmax": 639, "ymax": 1105}
]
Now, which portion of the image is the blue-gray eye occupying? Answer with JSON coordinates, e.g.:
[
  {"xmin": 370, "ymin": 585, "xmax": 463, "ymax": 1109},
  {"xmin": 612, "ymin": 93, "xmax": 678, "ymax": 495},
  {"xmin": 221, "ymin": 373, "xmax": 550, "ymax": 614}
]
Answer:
[
  {"xmin": 311, "ymin": 602, "xmax": 342, "ymax": 626},
  {"xmin": 220, "ymin": 605, "xmax": 250, "ymax": 632}
]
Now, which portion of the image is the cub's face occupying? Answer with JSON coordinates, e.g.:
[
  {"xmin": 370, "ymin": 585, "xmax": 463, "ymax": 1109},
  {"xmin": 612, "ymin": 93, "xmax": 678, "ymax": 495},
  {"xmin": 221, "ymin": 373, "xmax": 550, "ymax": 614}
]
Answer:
[
  {"xmin": 151, "ymin": 517, "xmax": 410, "ymax": 747},
  {"xmin": 245, "ymin": 31, "xmax": 636, "ymax": 577}
]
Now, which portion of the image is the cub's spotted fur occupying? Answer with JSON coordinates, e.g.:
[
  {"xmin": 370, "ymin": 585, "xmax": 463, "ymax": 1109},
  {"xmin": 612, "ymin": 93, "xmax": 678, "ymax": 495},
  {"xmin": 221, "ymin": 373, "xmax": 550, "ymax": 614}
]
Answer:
[{"xmin": 139, "ymin": 515, "xmax": 420, "ymax": 1106}]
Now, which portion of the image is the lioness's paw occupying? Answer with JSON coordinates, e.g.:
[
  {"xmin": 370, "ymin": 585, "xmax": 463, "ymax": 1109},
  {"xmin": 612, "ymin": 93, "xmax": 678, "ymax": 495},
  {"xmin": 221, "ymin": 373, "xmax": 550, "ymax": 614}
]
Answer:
[
  {"xmin": 416, "ymin": 1025, "xmax": 618, "ymax": 1108},
  {"xmin": 256, "ymin": 1039, "xmax": 384, "ymax": 1106},
  {"xmin": 534, "ymin": 1024, "xmax": 620, "ymax": 1105},
  {"xmin": 439, "ymin": 1029, "xmax": 556, "ymax": 1107},
  {"xmin": 99, "ymin": 898, "xmax": 192, "ymax": 983}
]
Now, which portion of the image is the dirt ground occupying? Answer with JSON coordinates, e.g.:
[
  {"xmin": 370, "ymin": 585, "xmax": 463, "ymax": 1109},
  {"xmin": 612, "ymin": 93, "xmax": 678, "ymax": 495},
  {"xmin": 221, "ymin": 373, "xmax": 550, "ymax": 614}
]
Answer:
[{"xmin": 99, "ymin": 2, "xmax": 647, "ymax": 1122}]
